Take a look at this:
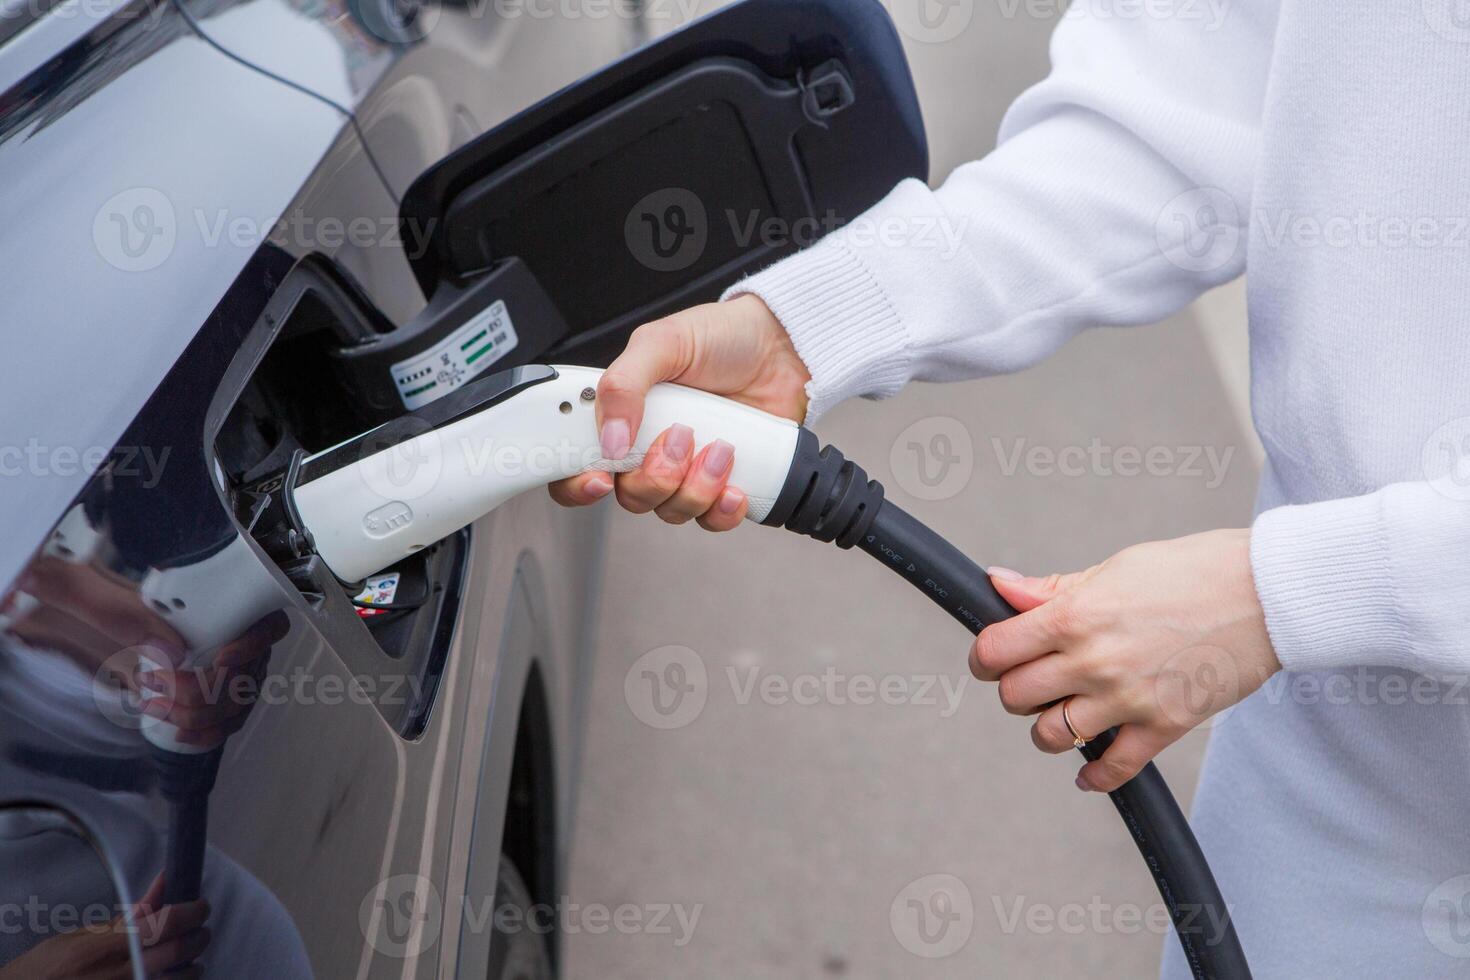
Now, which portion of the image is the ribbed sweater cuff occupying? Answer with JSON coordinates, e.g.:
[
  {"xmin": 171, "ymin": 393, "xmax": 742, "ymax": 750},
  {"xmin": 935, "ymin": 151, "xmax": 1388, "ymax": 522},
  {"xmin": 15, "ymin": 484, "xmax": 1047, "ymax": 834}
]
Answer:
[
  {"xmin": 722, "ymin": 240, "xmax": 912, "ymax": 424},
  {"xmin": 1250, "ymin": 494, "xmax": 1409, "ymax": 672}
]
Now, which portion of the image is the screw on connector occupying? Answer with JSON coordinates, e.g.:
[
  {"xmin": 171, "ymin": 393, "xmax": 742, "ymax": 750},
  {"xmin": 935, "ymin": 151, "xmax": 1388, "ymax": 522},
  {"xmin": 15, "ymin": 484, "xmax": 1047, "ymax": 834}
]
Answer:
[{"xmin": 580, "ymin": 387, "xmax": 597, "ymax": 403}]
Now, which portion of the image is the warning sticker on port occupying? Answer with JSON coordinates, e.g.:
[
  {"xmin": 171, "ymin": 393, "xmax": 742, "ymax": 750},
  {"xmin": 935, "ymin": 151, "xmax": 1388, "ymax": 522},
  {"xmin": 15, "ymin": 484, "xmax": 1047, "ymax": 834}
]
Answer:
[
  {"xmin": 391, "ymin": 300, "xmax": 520, "ymax": 410},
  {"xmin": 354, "ymin": 572, "xmax": 401, "ymax": 618}
]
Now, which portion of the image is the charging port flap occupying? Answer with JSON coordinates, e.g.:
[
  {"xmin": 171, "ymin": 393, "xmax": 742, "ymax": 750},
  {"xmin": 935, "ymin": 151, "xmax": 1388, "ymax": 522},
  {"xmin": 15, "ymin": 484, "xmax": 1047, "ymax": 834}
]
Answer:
[{"xmin": 399, "ymin": 0, "xmax": 927, "ymax": 366}]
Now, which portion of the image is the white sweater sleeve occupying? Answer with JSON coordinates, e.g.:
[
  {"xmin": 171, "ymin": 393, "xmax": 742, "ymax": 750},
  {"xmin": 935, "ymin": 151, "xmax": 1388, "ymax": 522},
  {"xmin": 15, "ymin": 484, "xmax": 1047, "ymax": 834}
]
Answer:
[
  {"xmin": 1251, "ymin": 478, "xmax": 1470, "ymax": 677},
  {"xmin": 723, "ymin": 1, "xmax": 1280, "ymax": 421}
]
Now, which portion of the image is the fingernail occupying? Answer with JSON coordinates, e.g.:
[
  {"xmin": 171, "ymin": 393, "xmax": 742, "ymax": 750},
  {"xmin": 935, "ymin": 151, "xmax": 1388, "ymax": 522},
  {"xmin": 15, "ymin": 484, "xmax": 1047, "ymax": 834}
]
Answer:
[
  {"xmin": 585, "ymin": 475, "xmax": 614, "ymax": 500},
  {"xmin": 663, "ymin": 424, "xmax": 694, "ymax": 464},
  {"xmin": 988, "ymin": 566, "xmax": 1024, "ymax": 582},
  {"xmin": 600, "ymin": 419, "xmax": 631, "ymax": 461},
  {"xmin": 703, "ymin": 439, "xmax": 734, "ymax": 478},
  {"xmin": 1074, "ymin": 773, "xmax": 1093, "ymax": 792},
  {"xmin": 718, "ymin": 488, "xmax": 743, "ymax": 515}
]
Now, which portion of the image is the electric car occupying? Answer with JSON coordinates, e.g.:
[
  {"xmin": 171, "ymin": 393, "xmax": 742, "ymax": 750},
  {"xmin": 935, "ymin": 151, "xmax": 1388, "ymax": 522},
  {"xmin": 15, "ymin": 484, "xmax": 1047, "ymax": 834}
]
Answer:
[{"xmin": 0, "ymin": 0, "xmax": 923, "ymax": 975}]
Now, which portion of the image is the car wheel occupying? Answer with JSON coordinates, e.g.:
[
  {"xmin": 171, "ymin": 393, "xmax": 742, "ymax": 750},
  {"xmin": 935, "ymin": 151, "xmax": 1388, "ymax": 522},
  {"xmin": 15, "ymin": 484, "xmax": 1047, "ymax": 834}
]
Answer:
[{"xmin": 487, "ymin": 855, "xmax": 552, "ymax": 980}]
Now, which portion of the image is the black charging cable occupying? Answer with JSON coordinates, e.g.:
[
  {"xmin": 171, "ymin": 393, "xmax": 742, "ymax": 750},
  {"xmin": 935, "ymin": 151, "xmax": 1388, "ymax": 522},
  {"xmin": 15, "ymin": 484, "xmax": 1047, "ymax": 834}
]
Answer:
[{"xmin": 762, "ymin": 429, "xmax": 1251, "ymax": 980}]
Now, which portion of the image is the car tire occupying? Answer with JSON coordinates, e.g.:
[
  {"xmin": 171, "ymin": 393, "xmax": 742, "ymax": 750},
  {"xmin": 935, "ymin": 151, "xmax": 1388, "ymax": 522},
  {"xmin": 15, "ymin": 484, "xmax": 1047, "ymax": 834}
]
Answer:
[{"xmin": 487, "ymin": 855, "xmax": 552, "ymax": 980}]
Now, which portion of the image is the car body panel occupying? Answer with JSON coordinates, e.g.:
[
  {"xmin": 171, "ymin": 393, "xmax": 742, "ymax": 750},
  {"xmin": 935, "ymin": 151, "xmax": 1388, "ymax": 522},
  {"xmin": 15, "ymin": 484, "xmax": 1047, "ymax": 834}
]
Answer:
[
  {"xmin": 0, "ymin": 0, "xmax": 348, "ymax": 589},
  {"xmin": 177, "ymin": 0, "xmax": 395, "ymax": 109},
  {"xmin": 350, "ymin": 8, "xmax": 637, "ymax": 201}
]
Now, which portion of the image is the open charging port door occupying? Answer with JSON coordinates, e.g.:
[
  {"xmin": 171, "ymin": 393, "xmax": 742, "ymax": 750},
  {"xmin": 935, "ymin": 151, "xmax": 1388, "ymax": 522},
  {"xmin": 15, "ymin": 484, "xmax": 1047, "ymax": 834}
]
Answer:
[{"xmin": 394, "ymin": 0, "xmax": 928, "ymax": 370}]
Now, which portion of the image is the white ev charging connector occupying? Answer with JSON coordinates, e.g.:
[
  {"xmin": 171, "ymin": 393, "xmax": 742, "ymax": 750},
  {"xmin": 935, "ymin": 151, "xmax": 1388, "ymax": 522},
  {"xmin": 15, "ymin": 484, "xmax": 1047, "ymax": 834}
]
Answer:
[
  {"xmin": 138, "ymin": 538, "xmax": 281, "ymax": 753},
  {"xmin": 291, "ymin": 365, "xmax": 801, "ymax": 583}
]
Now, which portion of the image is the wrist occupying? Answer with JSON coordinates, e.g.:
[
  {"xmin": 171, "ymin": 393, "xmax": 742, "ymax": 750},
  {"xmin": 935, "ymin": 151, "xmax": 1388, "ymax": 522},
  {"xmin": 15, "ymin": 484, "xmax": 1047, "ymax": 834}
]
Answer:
[
  {"xmin": 722, "ymin": 293, "xmax": 812, "ymax": 423},
  {"xmin": 721, "ymin": 239, "xmax": 912, "ymax": 424},
  {"xmin": 1232, "ymin": 527, "xmax": 1282, "ymax": 677},
  {"xmin": 759, "ymin": 298, "xmax": 812, "ymax": 421}
]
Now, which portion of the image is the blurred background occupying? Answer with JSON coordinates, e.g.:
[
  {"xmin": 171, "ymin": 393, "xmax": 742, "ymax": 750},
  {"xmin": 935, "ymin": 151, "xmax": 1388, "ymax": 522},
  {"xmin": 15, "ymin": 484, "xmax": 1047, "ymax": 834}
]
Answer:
[{"xmin": 563, "ymin": 2, "xmax": 1260, "ymax": 977}]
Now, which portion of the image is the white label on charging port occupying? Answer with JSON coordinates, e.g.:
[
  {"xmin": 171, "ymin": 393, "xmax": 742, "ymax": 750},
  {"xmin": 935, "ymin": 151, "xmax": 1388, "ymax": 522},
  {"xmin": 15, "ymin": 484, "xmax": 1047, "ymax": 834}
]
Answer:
[{"xmin": 391, "ymin": 300, "xmax": 520, "ymax": 410}]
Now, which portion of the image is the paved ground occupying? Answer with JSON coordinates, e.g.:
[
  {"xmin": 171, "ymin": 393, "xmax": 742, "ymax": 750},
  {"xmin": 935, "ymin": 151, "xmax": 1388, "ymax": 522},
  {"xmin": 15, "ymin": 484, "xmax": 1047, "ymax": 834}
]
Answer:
[{"xmin": 564, "ymin": 6, "xmax": 1261, "ymax": 977}]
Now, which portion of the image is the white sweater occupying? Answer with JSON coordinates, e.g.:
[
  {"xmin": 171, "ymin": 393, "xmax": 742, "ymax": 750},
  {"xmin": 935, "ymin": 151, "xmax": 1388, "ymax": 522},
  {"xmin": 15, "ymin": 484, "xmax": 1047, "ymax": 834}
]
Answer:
[{"xmin": 727, "ymin": 3, "xmax": 1470, "ymax": 977}]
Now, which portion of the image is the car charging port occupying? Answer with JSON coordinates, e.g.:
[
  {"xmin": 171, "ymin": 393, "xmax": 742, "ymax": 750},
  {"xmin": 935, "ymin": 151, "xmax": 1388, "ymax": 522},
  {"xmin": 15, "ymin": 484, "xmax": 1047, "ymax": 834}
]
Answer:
[{"xmin": 212, "ymin": 255, "xmax": 474, "ymax": 737}]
